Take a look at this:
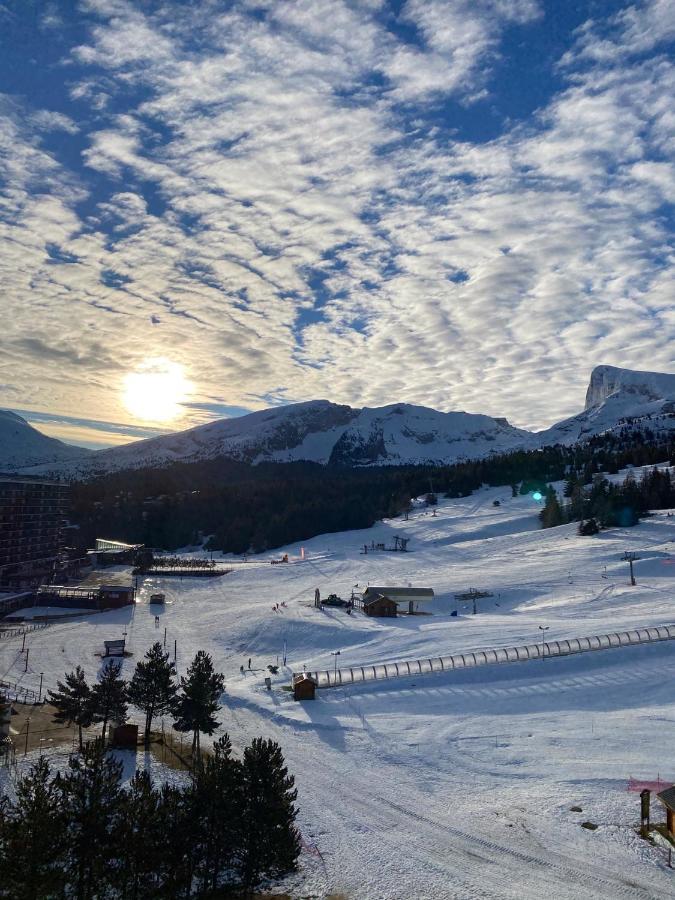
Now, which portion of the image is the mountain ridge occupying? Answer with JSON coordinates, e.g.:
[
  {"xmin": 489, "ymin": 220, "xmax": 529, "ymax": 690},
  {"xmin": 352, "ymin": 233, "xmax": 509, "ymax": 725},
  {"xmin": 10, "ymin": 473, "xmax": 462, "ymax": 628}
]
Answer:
[{"xmin": 5, "ymin": 365, "xmax": 675, "ymax": 478}]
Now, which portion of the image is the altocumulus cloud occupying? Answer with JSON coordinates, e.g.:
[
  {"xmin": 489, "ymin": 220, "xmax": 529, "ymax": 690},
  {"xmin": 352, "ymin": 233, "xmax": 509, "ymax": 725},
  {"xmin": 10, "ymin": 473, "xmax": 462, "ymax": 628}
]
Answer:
[{"xmin": 0, "ymin": 0, "xmax": 673, "ymax": 442}]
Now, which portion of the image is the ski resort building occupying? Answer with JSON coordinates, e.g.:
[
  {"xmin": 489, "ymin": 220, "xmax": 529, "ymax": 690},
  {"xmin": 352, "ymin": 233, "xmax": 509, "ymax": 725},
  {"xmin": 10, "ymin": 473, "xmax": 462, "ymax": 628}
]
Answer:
[
  {"xmin": 362, "ymin": 594, "xmax": 398, "ymax": 617},
  {"xmin": 293, "ymin": 673, "xmax": 317, "ymax": 701},
  {"xmin": 362, "ymin": 585, "xmax": 434, "ymax": 613},
  {"xmin": 0, "ymin": 477, "xmax": 69, "ymax": 589},
  {"xmin": 88, "ymin": 539, "xmax": 143, "ymax": 568},
  {"xmin": 35, "ymin": 582, "xmax": 135, "ymax": 611},
  {"xmin": 657, "ymin": 787, "xmax": 675, "ymax": 840}
]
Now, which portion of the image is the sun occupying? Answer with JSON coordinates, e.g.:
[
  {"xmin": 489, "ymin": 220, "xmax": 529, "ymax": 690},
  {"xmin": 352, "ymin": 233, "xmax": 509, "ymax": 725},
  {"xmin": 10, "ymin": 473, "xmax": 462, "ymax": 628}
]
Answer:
[{"xmin": 123, "ymin": 358, "xmax": 192, "ymax": 424}]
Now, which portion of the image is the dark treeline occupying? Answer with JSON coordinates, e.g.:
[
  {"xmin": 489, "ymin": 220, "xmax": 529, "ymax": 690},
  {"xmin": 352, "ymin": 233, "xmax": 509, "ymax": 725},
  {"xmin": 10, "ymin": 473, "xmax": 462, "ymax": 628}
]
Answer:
[
  {"xmin": 540, "ymin": 465, "xmax": 675, "ymax": 532},
  {"xmin": 0, "ymin": 735, "xmax": 300, "ymax": 899},
  {"xmin": 69, "ymin": 427, "xmax": 675, "ymax": 553}
]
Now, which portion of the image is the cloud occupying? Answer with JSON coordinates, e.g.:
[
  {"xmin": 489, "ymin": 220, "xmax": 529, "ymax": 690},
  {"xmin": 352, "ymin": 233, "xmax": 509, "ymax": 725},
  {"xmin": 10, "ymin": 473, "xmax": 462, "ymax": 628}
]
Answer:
[{"xmin": 0, "ymin": 0, "xmax": 673, "ymax": 444}]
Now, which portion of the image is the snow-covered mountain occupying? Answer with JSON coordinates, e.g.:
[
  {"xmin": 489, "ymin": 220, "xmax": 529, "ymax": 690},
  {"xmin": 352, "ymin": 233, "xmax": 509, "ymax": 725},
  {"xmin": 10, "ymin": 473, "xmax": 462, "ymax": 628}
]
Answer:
[
  {"xmin": 0, "ymin": 410, "xmax": 92, "ymax": 471},
  {"xmin": 536, "ymin": 365, "xmax": 675, "ymax": 445},
  {"xmin": 15, "ymin": 401, "xmax": 532, "ymax": 477},
  {"xmin": 8, "ymin": 365, "xmax": 675, "ymax": 478},
  {"xmin": 327, "ymin": 404, "xmax": 533, "ymax": 465}
]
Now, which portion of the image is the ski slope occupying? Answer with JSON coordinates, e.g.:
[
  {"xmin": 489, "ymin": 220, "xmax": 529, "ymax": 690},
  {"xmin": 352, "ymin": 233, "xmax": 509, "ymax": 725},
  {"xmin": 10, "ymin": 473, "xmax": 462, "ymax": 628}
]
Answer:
[{"xmin": 2, "ymin": 475, "xmax": 675, "ymax": 897}]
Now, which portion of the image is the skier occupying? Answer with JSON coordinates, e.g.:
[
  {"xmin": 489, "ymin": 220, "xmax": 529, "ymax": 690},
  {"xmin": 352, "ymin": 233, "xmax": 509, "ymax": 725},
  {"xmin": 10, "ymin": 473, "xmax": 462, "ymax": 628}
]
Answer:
[
  {"xmin": 248, "ymin": 658, "xmax": 251, "ymax": 670},
  {"xmin": 240, "ymin": 665, "xmax": 244, "ymax": 674}
]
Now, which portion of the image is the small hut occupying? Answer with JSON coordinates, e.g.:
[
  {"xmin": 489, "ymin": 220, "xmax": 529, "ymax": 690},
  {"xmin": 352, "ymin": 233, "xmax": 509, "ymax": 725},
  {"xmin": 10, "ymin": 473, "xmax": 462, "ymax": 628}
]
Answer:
[
  {"xmin": 104, "ymin": 639, "xmax": 126, "ymax": 657},
  {"xmin": 363, "ymin": 594, "xmax": 397, "ymax": 618},
  {"xmin": 657, "ymin": 786, "xmax": 675, "ymax": 839},
  {"xmin": 292, "ymin": 673, "xmax": 317, "ymax": 701},
  {"xmin": 110, "ymin": 723, "xmax": 138, "ymax": 749}
]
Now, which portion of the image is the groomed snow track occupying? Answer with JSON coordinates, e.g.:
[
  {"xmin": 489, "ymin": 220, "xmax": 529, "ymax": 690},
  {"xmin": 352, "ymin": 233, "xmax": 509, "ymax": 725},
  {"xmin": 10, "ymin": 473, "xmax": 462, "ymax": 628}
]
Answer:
[{"xmin": 305, "ymin": 623, "xmax": 675, "ymax": 688}]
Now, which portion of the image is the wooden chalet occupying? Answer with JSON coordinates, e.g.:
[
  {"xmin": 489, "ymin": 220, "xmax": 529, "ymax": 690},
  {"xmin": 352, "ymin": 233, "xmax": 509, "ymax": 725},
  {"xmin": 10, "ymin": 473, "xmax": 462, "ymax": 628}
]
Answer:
[
  {"xmin": 657, "ymin": 786, "xmax": 675, "ymax": 839},
  {"xmin": 363, "ymin": 593, "xmax": 398, "ymax": 618},
  {"xmin": 292, "ymin": 673, "xmax": 317, "ymax": 701},
  {"xmin": 363, "ymin": 585, "xmax": 434, "ymax": 613}
]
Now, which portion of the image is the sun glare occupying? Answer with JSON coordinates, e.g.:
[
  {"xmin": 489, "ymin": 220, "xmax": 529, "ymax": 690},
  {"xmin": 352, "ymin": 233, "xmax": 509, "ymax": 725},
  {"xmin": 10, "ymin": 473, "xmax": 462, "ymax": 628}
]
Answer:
[{"xmin": 123, "ymin": 359, "xmax": 191, "ymax": 424}]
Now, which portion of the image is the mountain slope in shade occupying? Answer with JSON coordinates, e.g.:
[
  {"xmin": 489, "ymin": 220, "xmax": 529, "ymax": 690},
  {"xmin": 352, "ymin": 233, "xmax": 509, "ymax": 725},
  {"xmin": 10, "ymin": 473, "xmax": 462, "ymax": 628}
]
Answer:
[
  {"xmin": 537, "ymin": 365, "xmax": 675, "ymax": 445},
  {"xmin": 328, "ymin": 404, "xmax": 534, "ymax": 465},
  {"xmin": 0, "ymin": 410, "xmax": 92, "ymax": 470}
]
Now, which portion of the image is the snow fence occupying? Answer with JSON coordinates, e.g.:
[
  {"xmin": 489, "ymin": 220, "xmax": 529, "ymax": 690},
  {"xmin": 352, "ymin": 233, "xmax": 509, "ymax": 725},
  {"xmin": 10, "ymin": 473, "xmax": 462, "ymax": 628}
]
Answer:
[{"xmin": 305, "ymin": 623, "xmax": 675, "ymax": 689}]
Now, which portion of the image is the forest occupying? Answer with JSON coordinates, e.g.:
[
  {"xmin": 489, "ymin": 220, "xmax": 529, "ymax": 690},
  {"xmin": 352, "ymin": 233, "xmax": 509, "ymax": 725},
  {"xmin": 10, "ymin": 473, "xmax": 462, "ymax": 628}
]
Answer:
[{"xmin": 68, "ymin": 427, "xmax": 675, "ymax": 554}]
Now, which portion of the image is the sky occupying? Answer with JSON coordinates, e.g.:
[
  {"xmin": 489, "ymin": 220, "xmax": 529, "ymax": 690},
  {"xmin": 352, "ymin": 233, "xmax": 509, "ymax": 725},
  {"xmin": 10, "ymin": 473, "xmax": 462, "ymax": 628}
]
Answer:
[{"xmin": 0, "ymin": 0, "xmax": 673, "ymax": 449}]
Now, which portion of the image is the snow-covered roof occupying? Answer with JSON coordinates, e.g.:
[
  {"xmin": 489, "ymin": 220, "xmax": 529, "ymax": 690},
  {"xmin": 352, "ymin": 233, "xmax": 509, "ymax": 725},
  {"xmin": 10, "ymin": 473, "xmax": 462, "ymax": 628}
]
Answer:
[
  {"xmin": 657, "ymin": 786, "xmax": 675, "ymax": 811},
  {"xmin": 364, "ymin": 586, "xmax": 434, "ymax": 600}
]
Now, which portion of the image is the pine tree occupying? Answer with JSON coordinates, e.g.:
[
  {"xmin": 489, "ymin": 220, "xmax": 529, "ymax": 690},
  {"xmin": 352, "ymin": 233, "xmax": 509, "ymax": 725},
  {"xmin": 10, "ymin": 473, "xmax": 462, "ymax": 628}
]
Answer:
[
  {"xmin": 578, "ymin": 517, "xmax": 600, "ymax": 536},
  {"xmin": 59, "ymin": 739, "xmax": 123, "ymax": 900},
  {"xmin": 91, "ymin": 659, "xmax": 128, "ymax": 742},
  {"xmin": 0, "ymin": 757, "xmax": 66, "ymax": 899},
  {"xmin": 172, "ymin": 651, "xmax": 225, "ymax": 756},
  {"xmin": 127, "ymin": 642, "xmax": 178, "ymax": 749},
  {"xmin": 47, "ymin": 666, "xmax": 94, "ymax": 751},
  {"xmin": 114, "ymin": 771, "xmax": 162, "ymax": 899},
  {"xmin": 193, "ymin": 734, "xmax": 242, "ymax": 894},
  {"xmin": 237, "ymin": 738, "xmax": 301, "ymax": 893},
  {"xmin": 154, "ymin": 783, "xmax": 199, "ymax": 899},
  {"xmin": 539, "ymin": 487, "xmax": 563, "ymax": 528}
]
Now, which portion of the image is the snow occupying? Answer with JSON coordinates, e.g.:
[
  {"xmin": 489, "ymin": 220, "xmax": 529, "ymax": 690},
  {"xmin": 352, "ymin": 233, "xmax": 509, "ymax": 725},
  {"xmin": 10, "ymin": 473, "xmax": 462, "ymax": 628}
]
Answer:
[
  {"xmin": 2, "ymin": 480, "xmax": 675, "ymax": 896},
  {"xmin": 15, "ymin": 365, "xmax": 675, "ymax": 478},
  {"xmin": 5, "ymin": 606, "xmax": 96, "ymax": 620},
  {"xmin": 0, "ymin": 747, "xmax": 187, "ymax": 801}
]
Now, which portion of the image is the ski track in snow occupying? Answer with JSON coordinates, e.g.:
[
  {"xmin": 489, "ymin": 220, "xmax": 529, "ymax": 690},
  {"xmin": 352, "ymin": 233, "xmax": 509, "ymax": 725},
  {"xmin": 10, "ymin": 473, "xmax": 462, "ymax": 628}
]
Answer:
[{"xmin": 2, "ymin": 477, "xmax": 675, "ymax": 898}]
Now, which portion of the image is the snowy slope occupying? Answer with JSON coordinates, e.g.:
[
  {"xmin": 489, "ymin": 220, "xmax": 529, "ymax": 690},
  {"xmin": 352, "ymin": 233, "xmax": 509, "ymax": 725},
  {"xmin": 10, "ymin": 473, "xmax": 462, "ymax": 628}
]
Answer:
[
  {"xmin": 0, "ymin": 410, "xmax": 91, "ymax": 470},
  {"xmin": 3, "ymin": 475, "xmax": 675, "ymax": 897}
]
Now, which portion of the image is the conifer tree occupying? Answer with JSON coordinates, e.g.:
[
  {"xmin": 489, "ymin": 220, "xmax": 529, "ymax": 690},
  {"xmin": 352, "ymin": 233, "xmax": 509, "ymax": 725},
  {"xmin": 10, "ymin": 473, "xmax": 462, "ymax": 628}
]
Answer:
[
  {"xmin": 59, "ymin": 739, "xmax": 123, "ymax": 900},
  {"xmin": 47, "ymin": 665, "xmax": 94, "ymax": 751},
  {"xmin": 0, "ymin": 757, "xmax": 66, "ymax": 899},
  {"xmin": 91, "ymin": 659, "xmax": 128, "ymax": 742},
  {"xmin": 114, "ymin": 770, "xmax": 162, "ymax": 899},
  {"xmin": 193, "ymin": 734, "xmax": 242, "ymax": 894},
  {"xmin": 172, "ymin": 650, "xmax": 225, "ymax": 756},
  {"xmin": 127, "ymin": 642, "xmax": 178, "ymax": 748},
  {"xmin": 539, "ymin": 487, "xmax": 563, "ymax": 528},
  {"xmin": 237, "ymin": 738, "xmax": 301, "ymax": 893},
  {"xmin": 154, "ymin": 782, "xmax": 199, "ymax": 899}
]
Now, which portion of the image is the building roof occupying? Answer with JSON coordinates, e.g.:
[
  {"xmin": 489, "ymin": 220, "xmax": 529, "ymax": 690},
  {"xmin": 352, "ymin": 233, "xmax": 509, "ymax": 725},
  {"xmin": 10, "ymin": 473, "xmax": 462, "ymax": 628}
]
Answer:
[
  {"xmin": 364, "ymin": 586, "xmax": 434, "ymax": 599},
  {"xmin": 293, "ymin": 673, "xmax": 316, "ymax": 685},
  {"xmin": 0, "ymin": 475, "xmax": 67, "ymax": 487},
  {"xmin": 363, "ymin": 593, "xmax": 397, "ymax": 607},
  {"xmin": 658, "ymin": 786, "xmax": 675, "ymax": 811}
]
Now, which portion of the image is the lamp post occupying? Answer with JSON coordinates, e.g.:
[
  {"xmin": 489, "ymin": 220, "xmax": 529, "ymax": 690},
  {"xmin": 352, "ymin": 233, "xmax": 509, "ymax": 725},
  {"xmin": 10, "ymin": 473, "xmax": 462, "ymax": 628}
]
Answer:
[
  {"xmin": 331, "ymin": 650, "xmax": 341, "ymax": 682},
  {"xmin": 38, "ymin": 672, "xmax": 44, "ymax": 703},
  {"xmin": 538, "ymin": 625, "xmax": 549, "ymax": 661}
]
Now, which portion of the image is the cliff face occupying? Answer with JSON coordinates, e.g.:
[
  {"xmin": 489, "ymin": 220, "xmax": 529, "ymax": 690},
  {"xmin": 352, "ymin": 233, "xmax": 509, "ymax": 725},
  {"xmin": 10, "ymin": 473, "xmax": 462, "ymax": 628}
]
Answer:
[{"xmin": 585, "ymin": 365, "xmax": 675, "ymax": 410}]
